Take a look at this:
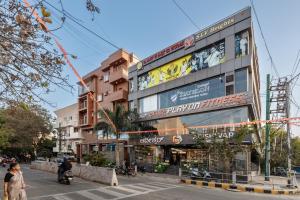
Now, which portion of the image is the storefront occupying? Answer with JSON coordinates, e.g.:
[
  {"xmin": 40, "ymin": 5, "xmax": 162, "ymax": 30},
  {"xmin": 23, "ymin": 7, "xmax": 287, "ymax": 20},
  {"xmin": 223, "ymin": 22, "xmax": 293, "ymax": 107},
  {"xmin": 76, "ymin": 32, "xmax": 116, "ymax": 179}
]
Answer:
[{"xmin": 128, "ymin": 8, "xmax": 261, "ymax": 175}]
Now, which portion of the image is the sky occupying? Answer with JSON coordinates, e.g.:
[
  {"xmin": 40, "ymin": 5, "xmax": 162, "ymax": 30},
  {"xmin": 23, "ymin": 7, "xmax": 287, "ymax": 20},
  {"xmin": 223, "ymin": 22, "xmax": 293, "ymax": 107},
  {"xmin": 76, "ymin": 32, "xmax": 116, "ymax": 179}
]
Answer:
[{"xmin": 37, "ymin": 0, "xmax": 300, "ymax": 136}]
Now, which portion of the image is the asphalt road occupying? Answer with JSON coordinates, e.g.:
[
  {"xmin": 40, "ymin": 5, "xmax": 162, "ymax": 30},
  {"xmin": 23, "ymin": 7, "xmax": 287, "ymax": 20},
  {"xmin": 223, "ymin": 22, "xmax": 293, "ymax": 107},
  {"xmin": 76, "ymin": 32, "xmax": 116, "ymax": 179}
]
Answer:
[{"xmin": 0, "ymin": 165, "xmax": 298, "ymax": 200}]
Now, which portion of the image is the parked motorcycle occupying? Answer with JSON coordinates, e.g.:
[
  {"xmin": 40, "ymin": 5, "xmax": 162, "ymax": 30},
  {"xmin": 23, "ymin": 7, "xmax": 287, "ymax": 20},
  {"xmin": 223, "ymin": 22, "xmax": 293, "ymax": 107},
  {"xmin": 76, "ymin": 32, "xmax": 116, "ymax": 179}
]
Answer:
[{"xmin": 190, "ymin": 168, "xmax": 211, "ymax": 181}]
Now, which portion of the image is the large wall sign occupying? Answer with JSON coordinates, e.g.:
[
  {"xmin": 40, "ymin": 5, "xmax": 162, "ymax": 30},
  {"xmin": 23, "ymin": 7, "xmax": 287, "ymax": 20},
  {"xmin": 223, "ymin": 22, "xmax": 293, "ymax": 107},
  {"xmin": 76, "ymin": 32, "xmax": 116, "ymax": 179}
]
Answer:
[
  {"xmin": 138, "ymin": 40, "xmax": 225, "ymax": 91},
  {"xmin": 142, "ymin": 40, "xmax": 185, "ymax": 66},
  {"xmin": 159, "ymin": 76, "xmax": 225, "ymax": 108},
  {"xmin": 140, "ymin": 93, "xmax": 251, "ymax": 120},
  {"xmin": 130, "ymin": 131, "xmax": 252, "ymax": 145},
  {"xmin": 140, "ymin": 16, "xmax": 236, "ymax": 66},
  {"xmin": 195, "ymin": 18, "xmax": 235, "ymax": 41}
]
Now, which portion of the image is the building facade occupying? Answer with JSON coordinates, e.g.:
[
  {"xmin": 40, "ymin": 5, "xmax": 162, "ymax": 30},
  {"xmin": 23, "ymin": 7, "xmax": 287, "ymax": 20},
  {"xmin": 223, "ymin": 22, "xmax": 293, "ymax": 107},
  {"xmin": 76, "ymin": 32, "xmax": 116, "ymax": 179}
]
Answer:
[
  {"xmin": 128, "ymin": 7, "xmax": 261, "ymax": 174},
  {"xmin": 53, "ymin": 103, "xmax": 83, "ymax": 155},
  {"xmin": 77, "ymin": 49, "xmax": 138, "ymax": 162}
]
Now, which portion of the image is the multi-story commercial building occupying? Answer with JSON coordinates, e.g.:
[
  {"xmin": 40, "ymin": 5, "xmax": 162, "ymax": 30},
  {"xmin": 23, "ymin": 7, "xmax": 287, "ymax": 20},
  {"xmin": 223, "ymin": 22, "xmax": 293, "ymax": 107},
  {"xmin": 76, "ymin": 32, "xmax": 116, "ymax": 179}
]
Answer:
[
  {"xmin": 128, "ymin": 7, "xmax": 261, "ymax": 174},
  {"xmin": 77, "ymin": 49, "xmax": 138, "ymax": 162},
  {"xmin": 53, "ymin": 103, "xmax": 83, "ymax": 155}
]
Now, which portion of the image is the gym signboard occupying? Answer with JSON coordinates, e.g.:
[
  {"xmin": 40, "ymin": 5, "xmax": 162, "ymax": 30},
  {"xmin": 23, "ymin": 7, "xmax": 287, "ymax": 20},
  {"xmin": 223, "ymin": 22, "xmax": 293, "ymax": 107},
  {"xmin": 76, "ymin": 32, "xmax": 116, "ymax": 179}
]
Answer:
[{"xmin": 140, "ymin": 92, "xmax": 251, "ymax": 120}]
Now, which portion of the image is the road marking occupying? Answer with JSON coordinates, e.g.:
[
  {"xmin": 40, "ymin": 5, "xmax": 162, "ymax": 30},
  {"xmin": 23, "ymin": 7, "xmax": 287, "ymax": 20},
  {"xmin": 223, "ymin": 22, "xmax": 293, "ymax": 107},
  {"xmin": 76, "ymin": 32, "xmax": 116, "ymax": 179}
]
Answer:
[
  {"xmin": 52, "ymin": 195, "xmax": 73, "ymax": 200},
  {"xmin": 77, "ymin": 190, "xmax": 106, "ymax": 200},
  {"xmin": 96, "ymin": 187, "xmax": 126, "ymax": 198},
  {"xmin": 123, "ymin": 184, "xmax": 154, "ymax": 191},
  {"xmin": 136, "ymin": 183, "xmax": 162, "ymax": 189},
  {"xmin": 115, "ymin": 186, "xmax": 142, "ymax": 194},
  {"xmin": 29, "ymin": 182, "xmax": 181, "ymax": 200}
]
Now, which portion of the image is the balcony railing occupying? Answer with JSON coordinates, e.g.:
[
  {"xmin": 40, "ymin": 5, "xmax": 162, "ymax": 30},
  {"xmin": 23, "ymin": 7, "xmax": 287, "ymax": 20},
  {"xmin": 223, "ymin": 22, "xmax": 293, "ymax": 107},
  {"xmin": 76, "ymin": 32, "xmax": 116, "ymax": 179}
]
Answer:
[
  {"xmin": 109, "ymin": 68, "xmax": 128, "ymax": 84},
  {"xmin": 107, "ymin": 89, "xmax": 128, "ymax": 102},
  {"xmin": 79, "ymin": 101, "xmax": 87, "ymax": 110},
  {"xmin": 79, "ymin": 116, "xmax": 88, "ymax": 126},
  {"xmin": 78, "ymin": 85, "xmax": 95, "ymax": 96}
]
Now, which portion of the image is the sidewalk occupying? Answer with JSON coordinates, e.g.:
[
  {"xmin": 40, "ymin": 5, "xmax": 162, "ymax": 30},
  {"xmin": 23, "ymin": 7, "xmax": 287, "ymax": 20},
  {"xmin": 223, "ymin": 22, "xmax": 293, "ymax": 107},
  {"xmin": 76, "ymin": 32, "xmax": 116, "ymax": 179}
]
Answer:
[
  {"xmin": 134, "ymin": 172, "xmax": 299, "ymax": 195},
  {"xmin": 181, "ymin": 176, "xmax": 300, "ymax": 195},
  {"xmin": 136, "ymin": 172, "xmax": 181, "ymax": 184}
]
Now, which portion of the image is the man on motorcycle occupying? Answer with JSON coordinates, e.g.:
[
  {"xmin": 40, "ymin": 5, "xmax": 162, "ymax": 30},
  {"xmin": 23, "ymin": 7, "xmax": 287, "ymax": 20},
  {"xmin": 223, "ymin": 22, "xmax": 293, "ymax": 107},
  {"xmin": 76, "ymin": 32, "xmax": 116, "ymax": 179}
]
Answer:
[{"xmin": 58, "ymin": 157, "xmax": 72, "ymax": 181}]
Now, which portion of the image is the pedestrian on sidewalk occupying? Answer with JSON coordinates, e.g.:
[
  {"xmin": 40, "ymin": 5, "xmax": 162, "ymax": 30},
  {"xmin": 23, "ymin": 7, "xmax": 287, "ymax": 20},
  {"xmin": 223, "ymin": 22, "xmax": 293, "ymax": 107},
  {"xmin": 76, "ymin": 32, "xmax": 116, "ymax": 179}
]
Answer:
[{"xmin": 3, "ymin": 163, "xmax": 27, "ymax": 200}]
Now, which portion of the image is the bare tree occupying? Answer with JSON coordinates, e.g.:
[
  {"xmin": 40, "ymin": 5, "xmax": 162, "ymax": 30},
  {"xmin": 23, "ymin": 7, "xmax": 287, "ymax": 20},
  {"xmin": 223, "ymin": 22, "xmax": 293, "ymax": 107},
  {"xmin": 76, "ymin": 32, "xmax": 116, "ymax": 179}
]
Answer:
[
  {"xmin": 0, "ymin": 0, "xmax": 77, "ymax": 105},
  {"xmin": 0, "ymin": 0, "xmax": 102, "ymax": 105}
]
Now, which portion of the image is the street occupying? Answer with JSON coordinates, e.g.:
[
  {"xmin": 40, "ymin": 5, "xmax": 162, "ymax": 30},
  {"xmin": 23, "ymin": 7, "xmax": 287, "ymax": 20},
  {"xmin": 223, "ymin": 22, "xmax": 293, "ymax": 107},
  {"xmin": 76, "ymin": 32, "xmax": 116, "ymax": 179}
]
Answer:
[{"xmin": 0, "ymin": 166, "xmax": 298, "ymax": 200}]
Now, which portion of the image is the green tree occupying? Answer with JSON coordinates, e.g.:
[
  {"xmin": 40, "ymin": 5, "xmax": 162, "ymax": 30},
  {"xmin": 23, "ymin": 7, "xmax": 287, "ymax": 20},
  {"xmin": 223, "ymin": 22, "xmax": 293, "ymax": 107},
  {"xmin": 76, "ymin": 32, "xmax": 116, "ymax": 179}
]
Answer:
[
  {"xmin": 291, "ymin": 137, "xmax": 300, "ymax": 166},
  {"xmin": 95, "ymin": 105, "xmax": 137, "ymax": 166},
  {"xmin": 0, "ymin": 111, "xmax": 14, "ymax": 149},
  {"xmin": 194, "ymin": 125, "xmax": 253, "ymax": 172},
  {"xmin": 0, "ymin": 104, "xmax": 53, "ymax": 154},
  {"xmin": 36, "ymin": 138, "xmax": 56, "ymax": 158}
]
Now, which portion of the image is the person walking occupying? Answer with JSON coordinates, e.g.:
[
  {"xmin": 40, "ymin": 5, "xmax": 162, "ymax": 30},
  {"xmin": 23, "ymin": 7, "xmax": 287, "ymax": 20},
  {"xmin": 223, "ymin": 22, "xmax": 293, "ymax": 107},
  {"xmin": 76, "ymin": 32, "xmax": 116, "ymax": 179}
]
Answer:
[{"xmin": 3, "ymin": 163, "xmax": 27, "ymax": 200}]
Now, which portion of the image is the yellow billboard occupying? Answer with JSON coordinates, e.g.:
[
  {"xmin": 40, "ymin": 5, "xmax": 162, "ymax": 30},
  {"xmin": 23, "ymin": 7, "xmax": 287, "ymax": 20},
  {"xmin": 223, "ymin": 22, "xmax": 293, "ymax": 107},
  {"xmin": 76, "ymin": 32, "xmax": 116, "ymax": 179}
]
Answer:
[{"xmin": 138, "ymin": 40, "xmax": 225, "ymax": 90}]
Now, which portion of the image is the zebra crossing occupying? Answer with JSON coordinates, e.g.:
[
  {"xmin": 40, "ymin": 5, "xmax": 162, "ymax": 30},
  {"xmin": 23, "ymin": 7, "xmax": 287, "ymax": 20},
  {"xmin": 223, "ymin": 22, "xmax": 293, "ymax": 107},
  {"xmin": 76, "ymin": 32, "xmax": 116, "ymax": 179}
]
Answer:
[{"xmin": 32, "ymin": 182, "xmax": 180, "ymax": 200}]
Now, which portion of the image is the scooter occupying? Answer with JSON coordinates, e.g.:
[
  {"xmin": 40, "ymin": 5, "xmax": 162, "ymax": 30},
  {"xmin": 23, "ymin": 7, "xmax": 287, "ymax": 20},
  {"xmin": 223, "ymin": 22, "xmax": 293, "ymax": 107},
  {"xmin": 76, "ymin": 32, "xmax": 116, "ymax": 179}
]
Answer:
[
  {"xmin": 190, "ymin": 167, "xmax": 211, "ymax": 181},
  {"xmin": 58, "ymin": 170, "xmax": 73, "ymax": 185}
]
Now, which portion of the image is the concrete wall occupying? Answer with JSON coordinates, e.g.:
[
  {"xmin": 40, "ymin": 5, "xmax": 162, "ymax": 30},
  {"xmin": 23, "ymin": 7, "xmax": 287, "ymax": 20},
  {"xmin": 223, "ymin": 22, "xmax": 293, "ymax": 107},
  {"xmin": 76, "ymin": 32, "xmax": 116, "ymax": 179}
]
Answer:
[{"xmin": 30, "ymin": 161, "xmax": 118, "ymax": 186}]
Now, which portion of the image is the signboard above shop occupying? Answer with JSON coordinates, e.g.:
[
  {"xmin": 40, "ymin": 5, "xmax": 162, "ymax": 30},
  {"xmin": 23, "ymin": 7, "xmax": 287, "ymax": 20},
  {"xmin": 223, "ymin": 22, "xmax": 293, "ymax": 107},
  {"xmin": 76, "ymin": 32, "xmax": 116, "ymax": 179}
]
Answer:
[
  {"xmin": 130, "ymin": 131, "xmax": 252, "ymax": 146},
  {"xmin": 140, "ymin": 92, "xmax": 252, "ymax": 121}
]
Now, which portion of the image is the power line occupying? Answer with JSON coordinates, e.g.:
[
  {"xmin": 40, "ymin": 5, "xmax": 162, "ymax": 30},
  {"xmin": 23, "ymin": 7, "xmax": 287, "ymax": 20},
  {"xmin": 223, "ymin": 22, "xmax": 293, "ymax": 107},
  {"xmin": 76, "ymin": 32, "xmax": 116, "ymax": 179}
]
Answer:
[
  {"xmin": 44, "ymin": 0, "xmax": 120, "ymax": 50},
  {"xmin": 291, "ymin": 49, "xmax": 300, "ymax": 75},
  {"xmin": 171, "ymin": 0, "xmax": 200, "ymax": 30},
  {"xmin": 250, "ymin": 0, "xmax": 280, "ymax": 78}
]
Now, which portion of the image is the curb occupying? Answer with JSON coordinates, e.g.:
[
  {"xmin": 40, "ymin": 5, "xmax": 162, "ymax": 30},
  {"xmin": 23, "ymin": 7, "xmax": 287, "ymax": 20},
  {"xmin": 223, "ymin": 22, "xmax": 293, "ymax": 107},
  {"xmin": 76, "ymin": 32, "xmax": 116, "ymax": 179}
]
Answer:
[{"xmin": 181, "ymin": 179, "xmax": 300, "ymax": 195}]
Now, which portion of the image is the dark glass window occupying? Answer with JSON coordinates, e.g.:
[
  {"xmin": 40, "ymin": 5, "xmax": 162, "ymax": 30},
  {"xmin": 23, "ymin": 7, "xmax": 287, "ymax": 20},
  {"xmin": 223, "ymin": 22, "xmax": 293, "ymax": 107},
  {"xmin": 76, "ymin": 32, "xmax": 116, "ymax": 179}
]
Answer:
[
  {"xmin": 147, "ymin": 107, "xmax": 249, "ymax": 136},
  {"xmin": 226, "ymin": 74, "xmax": 234, "ymax": 83},
  {"xmin": 159, "ymin": 75, "xmax": 225, "ymax": 109},
  {"xmin": 235, "ymin": 68, "xmax": 248, "ymax": 93},
  {"xmin": 226, "ymin": 85, "xmax": 234, "ymax": 96}
]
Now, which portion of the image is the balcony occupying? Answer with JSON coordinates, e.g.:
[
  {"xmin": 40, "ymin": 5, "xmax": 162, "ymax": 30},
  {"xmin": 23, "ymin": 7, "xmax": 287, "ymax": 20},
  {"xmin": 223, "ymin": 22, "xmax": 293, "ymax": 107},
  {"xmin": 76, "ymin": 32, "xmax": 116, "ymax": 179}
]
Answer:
[
  {"xmin": 107, "ymin": 89, "xmax": 128, "ymax": 102},
  {"xmin": 78, "ymin": 84, "xmax": 95, "ymax": 96},
  {"xmin": 79, "ymin": 116, "xmax": 88, "ymax": 126},
  {"xmin": 79, "ymin": 100, "xmax": 87, "ymax": 111},
  {"xmin": 109, "ymin": 68, "xmax": 128, "ymax": 84},
  {"xmin": 101, "ymin": 49, "xmax": 132, "ymax": 71}
]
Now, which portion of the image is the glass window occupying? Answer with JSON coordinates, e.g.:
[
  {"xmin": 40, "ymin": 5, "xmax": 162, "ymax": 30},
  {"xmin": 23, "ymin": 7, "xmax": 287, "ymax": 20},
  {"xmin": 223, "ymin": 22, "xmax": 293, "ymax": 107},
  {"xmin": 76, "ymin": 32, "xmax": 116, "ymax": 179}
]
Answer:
[
  {"xmin": 159, "ymin": 75, "xmax": 225, "ymax": 109},
  {"xmin": 235, "ymin": 68, "xmax": 248, "ymax": 93},
  {"xmin": 129, "ymin": 79, "xmax": 134, "ymax": 93},
  {"xmin": 235, "ymin": 30, "xmax": 249, "ymax": 58},
  {"xmin": 148, "ymin": 107, "xmax": 249, "ymax": 136},
  {"xmin": 104, "ymin": 73, "xmax": 109, "ymax": 82},
  {"xmin": 129, "ymin": 101, "xmax": 135, "ymax": 111},
  {"xmin": 226, "ymin": 85, "xmax": 234, "ymax": 96},
  {"xmin": 139, "ymin": 95, "xmax": 158, "ymax": 113},
  {"xmin": 226, "ymin": 74, "xmax": 234, "ymax": 83}
]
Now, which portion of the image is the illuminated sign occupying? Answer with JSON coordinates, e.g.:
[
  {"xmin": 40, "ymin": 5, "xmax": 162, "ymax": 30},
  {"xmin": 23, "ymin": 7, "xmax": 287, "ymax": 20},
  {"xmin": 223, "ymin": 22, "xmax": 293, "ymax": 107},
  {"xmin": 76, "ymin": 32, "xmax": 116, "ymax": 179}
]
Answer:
[
  {"xmin": 140, "ymin": 93, "xmax": 250, "ymax": 120},
  {"xmin": 142, "ymin": 40, "xmax": 185, "ymax": 66},
  {"xmin": 131, "ymin": 131, "xmax": 251, "ymax": 145},
  {"xmin": 140, "ymin": 136, "xmax": 165, "ymax": 144},
  {"xmin": 172, "ymin": 136, "xmax": 183, "ymax": 144}
]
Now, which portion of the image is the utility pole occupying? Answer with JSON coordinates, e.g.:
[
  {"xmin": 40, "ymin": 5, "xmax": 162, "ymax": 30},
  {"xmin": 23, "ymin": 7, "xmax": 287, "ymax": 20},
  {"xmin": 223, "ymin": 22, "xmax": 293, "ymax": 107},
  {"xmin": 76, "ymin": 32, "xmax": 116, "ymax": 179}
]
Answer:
[
  {"xmin": 286, "ymin": 82, "xmax": 291, "ymax": 172},
  {"xmin": 265, "ymin": 74, "xmax": 271, "ymax": 181}
]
